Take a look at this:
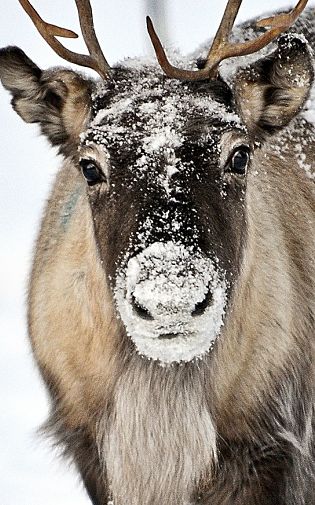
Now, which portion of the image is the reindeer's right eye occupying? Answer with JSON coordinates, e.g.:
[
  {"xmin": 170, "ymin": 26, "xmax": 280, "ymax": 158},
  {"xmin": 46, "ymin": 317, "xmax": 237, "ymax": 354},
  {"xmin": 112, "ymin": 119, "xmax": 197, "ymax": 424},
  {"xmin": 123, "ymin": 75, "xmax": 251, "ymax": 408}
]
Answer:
[{"xmin": 79, "ymin": 159, "xmax": 105, "ymax": 186}]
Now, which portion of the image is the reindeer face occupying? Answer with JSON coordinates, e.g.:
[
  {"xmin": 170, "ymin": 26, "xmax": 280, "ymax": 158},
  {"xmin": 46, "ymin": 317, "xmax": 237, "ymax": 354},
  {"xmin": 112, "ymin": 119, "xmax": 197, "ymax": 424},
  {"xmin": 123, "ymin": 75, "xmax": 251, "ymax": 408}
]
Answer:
[
  {"xmin": 78, "ymin": 69, "xmax": 250, "ymax": 363},
  {"xmin": 0, "ymin": 0, "xmax": 312, "ymax": 364}
]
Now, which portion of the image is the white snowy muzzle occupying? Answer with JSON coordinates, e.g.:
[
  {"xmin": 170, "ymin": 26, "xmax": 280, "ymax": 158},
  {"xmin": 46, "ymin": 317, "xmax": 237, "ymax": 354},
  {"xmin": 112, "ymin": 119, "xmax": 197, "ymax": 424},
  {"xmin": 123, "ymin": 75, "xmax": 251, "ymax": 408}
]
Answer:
[{"xmin": 115, "ymin": 241, "xmax": 227, "ymax": 364}]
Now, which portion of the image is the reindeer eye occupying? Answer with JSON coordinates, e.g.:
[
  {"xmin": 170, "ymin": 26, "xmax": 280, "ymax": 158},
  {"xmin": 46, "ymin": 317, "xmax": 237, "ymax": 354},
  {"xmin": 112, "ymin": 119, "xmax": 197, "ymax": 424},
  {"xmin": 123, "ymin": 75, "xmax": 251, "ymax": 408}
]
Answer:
[
  {"xmin": 227, "ymin": 146, "xmax": 250, "ymax": 176},
  {"xmin": 79, "ymin": 159, "xmax": 104, "ymax": 186}
]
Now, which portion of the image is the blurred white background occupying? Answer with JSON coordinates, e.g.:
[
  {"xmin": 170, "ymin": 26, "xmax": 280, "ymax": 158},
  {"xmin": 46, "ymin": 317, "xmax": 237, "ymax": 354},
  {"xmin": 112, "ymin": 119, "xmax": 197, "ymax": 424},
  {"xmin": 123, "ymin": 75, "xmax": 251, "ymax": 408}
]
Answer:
[{"xmin": 1, "ymin": 1, "xmax": 314, "ymax": 503}]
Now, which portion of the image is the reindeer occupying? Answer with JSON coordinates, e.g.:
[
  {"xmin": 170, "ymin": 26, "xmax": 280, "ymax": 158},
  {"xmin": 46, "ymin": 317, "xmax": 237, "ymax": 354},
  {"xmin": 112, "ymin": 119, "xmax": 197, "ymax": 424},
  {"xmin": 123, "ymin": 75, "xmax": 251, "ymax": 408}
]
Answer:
[{"xmin": 1, "ymin": 0, "xmax": 314, "ymax": 503}]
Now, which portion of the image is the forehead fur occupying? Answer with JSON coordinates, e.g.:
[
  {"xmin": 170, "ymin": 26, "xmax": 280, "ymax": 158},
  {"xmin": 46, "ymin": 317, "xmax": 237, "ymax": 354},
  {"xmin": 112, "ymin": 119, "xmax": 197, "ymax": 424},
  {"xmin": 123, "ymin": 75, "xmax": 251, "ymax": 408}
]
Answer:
[{"xmin": 81, "ymin": 65, "xmax": 243, "ymax": 163}]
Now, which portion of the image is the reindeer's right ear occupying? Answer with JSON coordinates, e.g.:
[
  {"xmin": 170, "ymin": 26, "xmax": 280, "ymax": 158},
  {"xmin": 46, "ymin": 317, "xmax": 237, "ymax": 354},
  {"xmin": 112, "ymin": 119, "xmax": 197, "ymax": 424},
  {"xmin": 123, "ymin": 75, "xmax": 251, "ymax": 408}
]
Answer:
[{"xmin": 0, "ymin": 46, "xmax": 92, "ymax": 154}]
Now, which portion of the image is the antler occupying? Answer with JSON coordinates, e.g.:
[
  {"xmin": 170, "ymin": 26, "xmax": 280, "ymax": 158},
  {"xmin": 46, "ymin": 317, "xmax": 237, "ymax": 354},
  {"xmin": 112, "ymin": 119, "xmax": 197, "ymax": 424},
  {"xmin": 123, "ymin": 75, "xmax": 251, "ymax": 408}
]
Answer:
[
  {"xmin": 19, "ymin": 0, "xmax": 111, "ymax": 79},
  {"xmin": 147, "ymin": 0, "xmax": 309, "ymax": 81}
]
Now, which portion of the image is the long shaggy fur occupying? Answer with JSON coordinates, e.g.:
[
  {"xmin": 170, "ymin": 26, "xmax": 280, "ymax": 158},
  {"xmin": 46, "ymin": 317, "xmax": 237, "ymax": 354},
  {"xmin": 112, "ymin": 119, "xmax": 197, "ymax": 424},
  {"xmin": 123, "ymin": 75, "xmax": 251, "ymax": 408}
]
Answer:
[{"xmin": 0, "ymin": 7, "xmax": 315, "ymax": 505}]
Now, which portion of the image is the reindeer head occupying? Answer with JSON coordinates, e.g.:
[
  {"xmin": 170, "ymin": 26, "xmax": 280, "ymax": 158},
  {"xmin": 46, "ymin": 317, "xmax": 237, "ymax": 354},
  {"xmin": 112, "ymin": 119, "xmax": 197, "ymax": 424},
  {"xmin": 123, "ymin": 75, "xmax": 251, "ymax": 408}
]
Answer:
[{"xmin": 0, "ymin": 0, "xmax": 313, "ymax": 364}]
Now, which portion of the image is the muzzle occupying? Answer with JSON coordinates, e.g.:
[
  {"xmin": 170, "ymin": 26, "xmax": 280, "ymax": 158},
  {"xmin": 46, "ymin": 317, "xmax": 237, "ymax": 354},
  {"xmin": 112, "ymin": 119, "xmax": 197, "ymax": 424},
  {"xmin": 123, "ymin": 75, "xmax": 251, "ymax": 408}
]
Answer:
[{"xmin": 115, "ymin": 241, "xmax": 227, "ymax": 364}]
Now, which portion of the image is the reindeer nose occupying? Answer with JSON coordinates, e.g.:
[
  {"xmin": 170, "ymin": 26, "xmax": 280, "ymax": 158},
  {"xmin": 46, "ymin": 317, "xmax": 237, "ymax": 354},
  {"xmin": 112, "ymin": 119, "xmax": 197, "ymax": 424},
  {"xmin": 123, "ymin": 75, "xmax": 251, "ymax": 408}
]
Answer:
[
  {"xmin": 117, "ymin": 241, "xmax": 225, "ymax": 324},
  {"xmin": 114, "ymin": 242, "xmax": 227, "ymax": 363},
  {"xmin": 131, "ymin": 285, "xmax": 213, "ymax": 320},
  {"xmin": 123, "ymin": 241, "xmax": 220, "ymax": 324}
]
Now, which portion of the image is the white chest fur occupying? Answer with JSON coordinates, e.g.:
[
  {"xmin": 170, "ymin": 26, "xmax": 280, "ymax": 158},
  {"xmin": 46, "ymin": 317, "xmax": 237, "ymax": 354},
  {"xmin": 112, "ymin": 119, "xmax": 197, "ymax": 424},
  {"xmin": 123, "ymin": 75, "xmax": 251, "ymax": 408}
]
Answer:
[{"xmin": 98, "ymin": 362, "xmax": 217, "ymax": 505}]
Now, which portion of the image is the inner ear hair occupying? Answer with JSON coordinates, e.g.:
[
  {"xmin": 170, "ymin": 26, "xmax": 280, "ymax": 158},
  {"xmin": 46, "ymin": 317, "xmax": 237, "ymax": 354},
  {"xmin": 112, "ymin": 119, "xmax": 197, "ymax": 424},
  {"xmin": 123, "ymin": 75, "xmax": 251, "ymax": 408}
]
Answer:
[
  {"xmin": 43, "ymin": 89, "xmax": 64, "ymax": 111},
  {"xmin": 235, "ymin": 34, "xmax": 314, "ymax": 137}
]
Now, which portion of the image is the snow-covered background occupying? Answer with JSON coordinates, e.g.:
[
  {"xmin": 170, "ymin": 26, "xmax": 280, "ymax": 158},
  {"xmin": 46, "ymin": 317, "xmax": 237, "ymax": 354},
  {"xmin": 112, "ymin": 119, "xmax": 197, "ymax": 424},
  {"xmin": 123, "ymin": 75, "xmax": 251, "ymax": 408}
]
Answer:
[{"xmin": 1, "ymin": 1, "xmax": 314, "ymax": 503}]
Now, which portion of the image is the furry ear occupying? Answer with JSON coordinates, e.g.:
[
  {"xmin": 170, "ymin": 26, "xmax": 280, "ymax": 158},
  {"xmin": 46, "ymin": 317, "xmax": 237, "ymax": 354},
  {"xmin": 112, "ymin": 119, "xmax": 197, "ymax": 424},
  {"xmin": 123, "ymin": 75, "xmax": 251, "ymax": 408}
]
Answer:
[
  {"xmin": 0, "ymin": 46, "xmax": 93, "ymax": 155},
  {"xmin": 235, "ymin": 34, "xmax": 314, "ymax": 137}
]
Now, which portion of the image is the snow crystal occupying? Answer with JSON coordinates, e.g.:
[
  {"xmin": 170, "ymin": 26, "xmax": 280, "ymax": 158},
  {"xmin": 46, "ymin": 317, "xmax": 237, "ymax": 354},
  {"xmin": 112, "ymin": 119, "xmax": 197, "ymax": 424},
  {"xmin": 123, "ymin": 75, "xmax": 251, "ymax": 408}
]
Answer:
[{"xmin": 115, "ymin": 241, "xmax": 227, "ymax": 365}]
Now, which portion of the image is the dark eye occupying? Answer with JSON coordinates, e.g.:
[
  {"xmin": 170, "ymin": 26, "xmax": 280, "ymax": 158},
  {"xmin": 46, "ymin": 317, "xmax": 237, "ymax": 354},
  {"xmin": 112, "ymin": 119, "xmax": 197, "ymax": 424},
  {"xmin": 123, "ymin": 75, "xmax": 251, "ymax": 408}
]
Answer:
[
  {"xmin": 227, "ymin": 146, "xmax": 250, "ymax": 176},
  {"xmin": 79, "ymin": 159, "xmax": 104, "ymax": 186}
]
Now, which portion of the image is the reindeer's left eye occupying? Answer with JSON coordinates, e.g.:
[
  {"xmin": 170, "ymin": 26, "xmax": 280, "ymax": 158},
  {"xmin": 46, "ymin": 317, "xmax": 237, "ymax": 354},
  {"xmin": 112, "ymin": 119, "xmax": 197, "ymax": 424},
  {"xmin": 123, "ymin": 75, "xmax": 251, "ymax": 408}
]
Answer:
[
  {"xmin": 79, "ymin": 159, "xmax": 105, "ymax": 186},
  {"xmin": 227, "ymin": 146, "xmax": 250, "ymax": 176}
]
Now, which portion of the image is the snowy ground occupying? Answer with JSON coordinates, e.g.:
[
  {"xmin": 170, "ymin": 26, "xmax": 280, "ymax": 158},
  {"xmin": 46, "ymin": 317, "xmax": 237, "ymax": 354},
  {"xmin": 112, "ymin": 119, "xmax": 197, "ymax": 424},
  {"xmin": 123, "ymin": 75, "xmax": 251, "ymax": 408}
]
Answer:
[{"xmin": 1, "ymin": 1, "xmax": 314, "ymax": 503}]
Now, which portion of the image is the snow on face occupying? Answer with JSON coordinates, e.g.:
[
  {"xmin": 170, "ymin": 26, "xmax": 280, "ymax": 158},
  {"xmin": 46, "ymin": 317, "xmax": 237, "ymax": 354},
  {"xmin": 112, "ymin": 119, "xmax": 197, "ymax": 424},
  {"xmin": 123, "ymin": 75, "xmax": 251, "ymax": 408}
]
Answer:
[
  {"xmin": 82, "ymin": 64, "xmax": 241, "ymax": 193},
  {"xmin": 80, "ymin": 65, "xmax": 242, "ymax": 364},
  {"xmin": 115, "ymin": 241, "xmax": 227, "ymax": 365}
]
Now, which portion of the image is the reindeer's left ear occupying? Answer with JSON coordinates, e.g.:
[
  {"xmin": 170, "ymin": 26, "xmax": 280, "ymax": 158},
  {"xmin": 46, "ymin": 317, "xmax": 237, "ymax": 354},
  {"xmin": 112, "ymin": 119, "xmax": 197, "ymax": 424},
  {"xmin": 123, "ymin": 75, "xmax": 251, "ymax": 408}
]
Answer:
[{"xmin": 235, "ymin": 34, "xmax": 314, "ymax": 136}]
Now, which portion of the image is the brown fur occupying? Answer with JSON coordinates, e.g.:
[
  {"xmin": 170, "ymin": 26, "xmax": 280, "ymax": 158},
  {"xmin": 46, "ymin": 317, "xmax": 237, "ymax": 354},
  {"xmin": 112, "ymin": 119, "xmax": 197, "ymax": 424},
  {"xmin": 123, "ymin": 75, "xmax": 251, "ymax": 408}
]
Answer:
[
  {"xmin": 29, "ymin": 126, "xmax": 315, "ymax": 505},
  {"xmin": 1, "ymin": 11, "xmax": 315, "ymax": 505}
]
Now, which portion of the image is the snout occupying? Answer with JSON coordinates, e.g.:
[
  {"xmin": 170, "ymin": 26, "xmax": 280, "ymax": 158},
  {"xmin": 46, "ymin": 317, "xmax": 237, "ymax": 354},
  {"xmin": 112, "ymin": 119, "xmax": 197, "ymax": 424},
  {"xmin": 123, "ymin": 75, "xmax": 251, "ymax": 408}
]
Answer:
[
  {"xmin": 129, "ymin": 265, "xmax": 214, "ymax": 324},
  {"xmin": 115, "ymin": 242, "xmax": 227, "ymax": 364},
  {"xmin": 131, "ymin": 285, "xmax": 213, "ymax": 322}
]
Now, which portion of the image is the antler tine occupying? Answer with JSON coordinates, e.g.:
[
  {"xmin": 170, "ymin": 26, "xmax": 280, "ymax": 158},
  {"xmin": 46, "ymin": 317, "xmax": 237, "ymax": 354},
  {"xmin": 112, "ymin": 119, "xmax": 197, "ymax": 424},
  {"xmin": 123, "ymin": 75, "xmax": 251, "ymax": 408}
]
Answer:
[
  {"xmin": 206, "ymin": 0, "xmax": 309, "ymax": 70},
  {"xmin": 19, "ymin": 0, "xmax": 111, "ymax": 80},
  {"xmin": 146, "ymin": 17, "xmax": 206, "ymax": 81},
  {"xmin": 256, "ymin": 0, "xmax": 308, "ymax": 29},
  {"xmin": 147, "ymin": 0, "xmax": 309, "ymax": 81},
  {"xmin": 146, "ymin": 16, "xmax": 211, "ymax": 81},
  {"xmin": 205, "ymin": 0, "xmax": 242, "ymax": 70},
  {"xmin": 74, "ymin": 0, "xmax": 111, "ymax": 78}
]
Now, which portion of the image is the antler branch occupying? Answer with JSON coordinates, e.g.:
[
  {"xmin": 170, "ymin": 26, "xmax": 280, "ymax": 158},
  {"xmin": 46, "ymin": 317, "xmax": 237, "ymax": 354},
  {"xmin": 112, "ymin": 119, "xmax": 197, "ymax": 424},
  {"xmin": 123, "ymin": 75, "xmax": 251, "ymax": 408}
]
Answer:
[
  {"xmin": 147, "ymin": 0, "xmax": 309, "ymax": 81},
  {"xmin": 257, "ymin": 0, "xmax": 308, "ymax": 29},
  {"xmin": 19, "ymin": 0, "xmax": 111, "ymax": 80}
]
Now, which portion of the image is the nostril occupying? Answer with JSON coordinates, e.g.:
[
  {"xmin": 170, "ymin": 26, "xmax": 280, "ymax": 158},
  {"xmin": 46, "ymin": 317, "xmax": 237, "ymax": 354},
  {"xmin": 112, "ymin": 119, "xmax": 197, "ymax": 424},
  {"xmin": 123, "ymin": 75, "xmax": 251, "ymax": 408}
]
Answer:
[
  {"xmin": 131, "ymin": 294, "xmax": 154, "ymax": 321},
  {"xmin": 158, "ymin": 332, "xmax": 180, "ymax": 340},
  {"xmin": 192, "ymin": 289, "xmax": 213, "ymax": 317}
]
